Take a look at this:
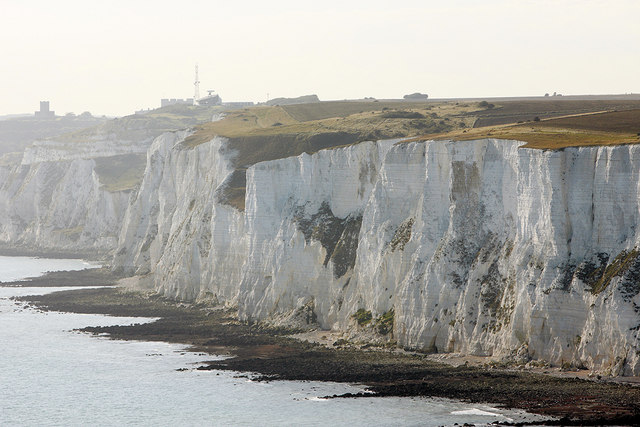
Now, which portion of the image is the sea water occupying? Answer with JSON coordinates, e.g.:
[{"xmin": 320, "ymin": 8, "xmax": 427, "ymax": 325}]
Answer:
[
  {"xmin": 0, "ymin": 257, "xmax": 543, "ymax": 426},
  {"xmin": 0, "ymin": 255, "xmax": 97, "ymax": 282}
]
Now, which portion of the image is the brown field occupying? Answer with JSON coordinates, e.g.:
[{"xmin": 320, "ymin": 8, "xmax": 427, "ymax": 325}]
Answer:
[
  {"xmin": 470, "ymin": 99, "xmax": 640, "ymax": 127},
  {"xmin": 532, "ymin": 109, "xmax": 640, "ymax": 134},
  {"xmin": 415, "ymin": 109, "xmax": 640, "ymax": 150}
]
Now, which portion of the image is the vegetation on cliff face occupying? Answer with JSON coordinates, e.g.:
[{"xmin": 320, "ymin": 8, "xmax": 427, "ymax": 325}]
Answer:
[
  {"xmin": 94, "ymin": 153, "xmax": 147, "ymax": 192},
  {"xmin": 215, "ymin": 168, "xmax": 247, "ymax": 210},
  {"xmin": 389, "ymin": 218, "xmax": 414, "ymax": 252},
  {"xmin": 350, "ymin": 308, "xmax": 394, "ymax": 336},
  {"xmin": 375, "ymin": 308, "xmax": 395, "ymax": 335},
  {"xmin": 352, "ymin": 308, "xmax": 373, "ymax": 326},
  {"xmin": 330, "ymin": 215, "xmax": 363, "ymax": 278},
  {"xmin": 586, "ymin": 248, "xmax": 640, "ymax": 296}
]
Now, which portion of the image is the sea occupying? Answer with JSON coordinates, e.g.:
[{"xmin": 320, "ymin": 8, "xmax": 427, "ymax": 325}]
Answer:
[{"xmin": 0, "ymin": 256, "xmax": 543, "ymax": 426}]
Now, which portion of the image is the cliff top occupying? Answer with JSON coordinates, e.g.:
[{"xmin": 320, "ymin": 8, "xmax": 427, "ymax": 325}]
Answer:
[
  {"xmin": 182, "ymin": 100, "xmax": 478, "ymax": 169},
  {"xmin": 182, "ymin": 100, "xmax": 474, "ymax": 210},
  {"xmin": 181, "ymin": 99, "xmax": 640, "ymax": 210},
  {"xmin": 185, "ymin": 98, "xmax": 640, "ymax": 154},
  {"xmin": 182, "ymin": 100, "xmax": 473, "ymax": 145},
  {"xmin": 418, "ymin": 109, "xmax": 640, "ymax": 149}
]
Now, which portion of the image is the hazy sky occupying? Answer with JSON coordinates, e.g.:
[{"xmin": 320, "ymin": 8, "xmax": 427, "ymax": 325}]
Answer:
[{"xmin": 2, "ymin": 0, "xmax": 638, "ymax": 116}]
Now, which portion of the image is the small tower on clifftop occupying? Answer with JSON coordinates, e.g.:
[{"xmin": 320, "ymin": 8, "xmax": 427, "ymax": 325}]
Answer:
[{"xmin": 35, "ymin": 101, "xmax": 55, "ymax": 118}]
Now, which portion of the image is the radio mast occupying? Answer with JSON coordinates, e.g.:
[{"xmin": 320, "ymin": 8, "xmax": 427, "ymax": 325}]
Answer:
[{"xmin": 194, "ymin": 64, "xmax": 200, "ymax": 105}]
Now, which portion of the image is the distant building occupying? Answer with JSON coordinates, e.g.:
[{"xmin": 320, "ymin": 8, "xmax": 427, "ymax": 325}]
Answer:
[
  {"xmin": 161, "ymin": 98, "xmax": 194, "ymax": 108},
  {"xmin": 35, "ymin": 101, "xmax": 55, "ymax": 118},
  {"xmin": 198, "ymin": 90, "xmax": 222, "ymax": 106}
]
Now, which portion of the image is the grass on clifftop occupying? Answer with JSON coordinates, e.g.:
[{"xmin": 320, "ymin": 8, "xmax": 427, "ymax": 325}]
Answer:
[
  {"xmin": 413, "ymin": 109, "xmax": 640, "ymax": 149},
  {"xmin": 182, "ymin": 100, "xmax": 476, "ymax": 210},
  {"xmin": 182, "ymin": 100, "xmax": 477, "ymax": 149},
  {"xmin": 177, "ymin": 100, "xmax": 640, "ymax": 210}
]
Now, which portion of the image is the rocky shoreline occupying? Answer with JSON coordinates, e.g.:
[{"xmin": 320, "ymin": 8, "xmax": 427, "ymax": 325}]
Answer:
[{"xmin": 9, "ymin": 271, "xmax": 640, "ymax": 426}]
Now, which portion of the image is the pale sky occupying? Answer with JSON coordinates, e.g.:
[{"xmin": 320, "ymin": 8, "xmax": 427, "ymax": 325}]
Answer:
[{"xmin": 1, "ymin": 0, "xmax": 638, "ymax": 117}]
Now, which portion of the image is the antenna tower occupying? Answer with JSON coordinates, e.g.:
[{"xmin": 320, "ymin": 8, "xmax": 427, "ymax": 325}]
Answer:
[{"xmin": 194, "ymin": 64, "xmax": 200, "ymax": 105}]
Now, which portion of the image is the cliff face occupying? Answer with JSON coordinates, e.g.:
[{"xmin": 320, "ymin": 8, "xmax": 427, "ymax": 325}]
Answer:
[
  {"xmin": 0, "ymin": 113, "xmax": 189, "ymax": 255},
  {"xmin": 348, "ymin": 141, "xmax": 640, "ymax": 375},
  {"xmin": 237, "ymin": 139, "xmax": 396, "ymax": 325},
  {"xmin": 0, "ymin": 157, "xmax": 130, "ymax": 254},
  {"xmin": 113, "ymin": 134, "xmax": 640, "ymax": 375},
  {"xmin": 113, "ymin": 130, "xmax": 246, "ymax": 302}
]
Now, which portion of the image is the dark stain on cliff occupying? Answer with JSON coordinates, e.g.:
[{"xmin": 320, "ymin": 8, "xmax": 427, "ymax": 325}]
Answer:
[
  {"xmin": 389, "ymin": 218, "xmax": 414, "ymax": 252},
  {"xmin": 216, "ymin": 168, "xmax": 247, "ymax": 210},
  {"xmin": 574, "ymin": 249, "xmax": 640, "ymax": 298},
  {"xmin": 295, "ymin": 202, "xmax": 362, "ymax": 278},
  {"xmin": 331, "ymin": 215, "xmax": 363, "ymax": 278}
]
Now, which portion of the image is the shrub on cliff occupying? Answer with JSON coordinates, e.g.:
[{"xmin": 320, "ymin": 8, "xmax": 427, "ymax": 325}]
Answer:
[{"xmin": 352, "ymin": 309, "xmax": 372, "ymax": 326}]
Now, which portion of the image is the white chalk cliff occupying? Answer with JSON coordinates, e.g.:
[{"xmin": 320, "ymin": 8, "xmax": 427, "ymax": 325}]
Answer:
[
  {"xmin": 0, "ymin": 157, "xmax": 130, "ymax": 253},
  {"xmin": 112, "ymin": 133, "xmax": 640, "ymax": 375},
  {"xmin": 3, "ymin": 118, "xmax": 639, "ymax": 374},
  {"xmin": 0, "ymin": 122, "xmax": 161, "ymax": 253}
]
